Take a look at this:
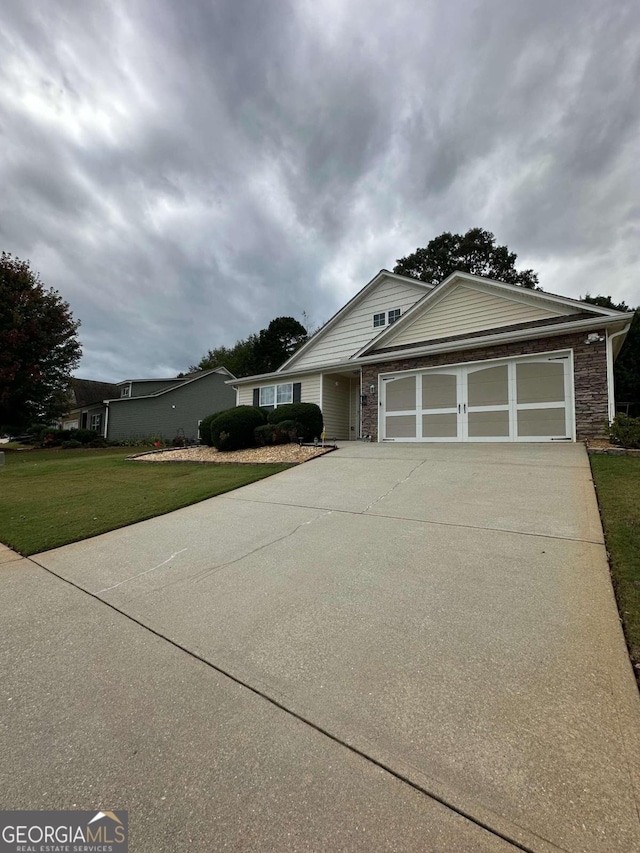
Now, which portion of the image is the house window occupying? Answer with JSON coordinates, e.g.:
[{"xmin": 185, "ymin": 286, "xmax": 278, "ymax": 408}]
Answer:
[
  {"xmin": 388, "ymin": 308, "xmax": 401, "ymax": 324},
  {"xmin": 90, "ymin": 413, "xmax": 102, "ymax": 432},
  {"xmin": 121, "ymin": 385, "xmax": 130, "ymax": 398},
  {"xmin": 373, "ymin": 312, "xmax": 386, "ymax": 328},
  {"xmin": 259, "ymin": 383, "xmax": 293, "ymax": 409}
]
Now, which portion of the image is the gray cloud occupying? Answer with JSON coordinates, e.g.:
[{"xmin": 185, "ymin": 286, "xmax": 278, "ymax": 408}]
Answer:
[{"xmin": 1, "ymin": 0, "xmax": 638, "ymax": 381}]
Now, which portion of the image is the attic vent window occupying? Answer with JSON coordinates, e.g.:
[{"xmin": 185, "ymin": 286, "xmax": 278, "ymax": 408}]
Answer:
[
  {"xmin": 388, "ymin": 308, "xmax": 401, "ymax": 324},
  {"xmin": 373, "ymin": 312, "xmax": 386, "ymax": 328},
  {"xmin": 121, "ymin": 385, "xmax": 130, "ymax": 398}
]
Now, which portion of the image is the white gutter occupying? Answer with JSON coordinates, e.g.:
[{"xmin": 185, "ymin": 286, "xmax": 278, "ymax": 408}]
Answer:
[
  {"xmin": 606, "ymin": 323, "xmax": 632, "ymax": 421},
  {"xmin": 103, "ymin": 401, "xmax": 109, "ymax": 439}
]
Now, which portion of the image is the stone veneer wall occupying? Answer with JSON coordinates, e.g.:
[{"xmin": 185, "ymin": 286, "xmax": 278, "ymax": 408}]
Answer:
[{"xmin": 361, "ymin": 329, "xmax": 608, "ymax": 441}]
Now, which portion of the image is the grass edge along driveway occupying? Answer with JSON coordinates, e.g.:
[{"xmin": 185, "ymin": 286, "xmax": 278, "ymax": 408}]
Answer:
[
  {"xmin": 590, "ymin": 454, "xmax": 640, "ymax": 683},
  {"xmin": 0, "ymin": 447, "xmax": 291, "ymax": 556}
]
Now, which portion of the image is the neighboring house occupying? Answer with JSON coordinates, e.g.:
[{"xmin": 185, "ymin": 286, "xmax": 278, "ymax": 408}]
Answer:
[
  {"xmin": 60, "ymin": 379, "xmax": 120, "ymax": 433},
  {"xmin": 103, "ymin": 367, "xmax": 236, "ymax": 442},
  {"xmin": 228, "ymin": 270, "xmax": 633, "ymax": 443}
]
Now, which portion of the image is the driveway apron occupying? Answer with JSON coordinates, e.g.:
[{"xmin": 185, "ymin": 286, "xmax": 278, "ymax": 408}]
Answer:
[{"xmin": 27, "ymin": 443, "xmax": 640, "ymax": 852}]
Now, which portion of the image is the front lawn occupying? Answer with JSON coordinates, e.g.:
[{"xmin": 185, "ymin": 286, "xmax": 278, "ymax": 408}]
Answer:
[
  {"xmin": 0, "ymin": 447, "xmax": 290, "ymax": 556},
  {"xmin": 590, "ymin": 455, "xmax": 640, "ymax": 680}
]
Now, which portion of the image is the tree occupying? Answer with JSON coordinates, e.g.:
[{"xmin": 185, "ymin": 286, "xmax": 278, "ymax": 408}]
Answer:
[
  {"xmin": 252, "ymin": 316, "xmax": 308, "ymax": 374},
  {"xmin": 193, "ymin": 316, "xmax": 308, "ymax": 378},
  {"xmin": 584, "ymin": 294, "xmax": 640, "ymax": 406},
  {"xmin": 0, "ymin": 252, "xmax": 82, "ymax": 432},
  {"xmin": 193, "ymin": 334, "xmax": 260, "ymax": 379},
  {"xmin": 394, "ymin": 228, "xmax": 539, "ymax": 289}
]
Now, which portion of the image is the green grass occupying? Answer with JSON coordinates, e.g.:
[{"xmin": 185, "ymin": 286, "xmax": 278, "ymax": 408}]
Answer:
[
  {"xmin": 590, "ymin": 455, "xmax": 640, "ymax": 678},
  {"xmin": 0, "ymin": 447, "xmax": 290, "ymax": 556}
]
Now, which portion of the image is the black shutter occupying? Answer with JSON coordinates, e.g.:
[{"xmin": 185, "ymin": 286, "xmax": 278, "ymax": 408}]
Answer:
[
  {"xmin": 252, "ymin": 388, "xmax": 260, "ymax": 407},
  {"xmin": 293, "ymin": 382, "xmax": 301, "ymax": 403}
]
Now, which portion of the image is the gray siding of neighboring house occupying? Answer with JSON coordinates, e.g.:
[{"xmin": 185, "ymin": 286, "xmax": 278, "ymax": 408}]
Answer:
[
  {"xmin": 106, "ymin": 372, "xmax": 235, "ymax": 441},
  {"xmin": 129, "ymin": 380, "xmax": 182, "ymax": 397}
]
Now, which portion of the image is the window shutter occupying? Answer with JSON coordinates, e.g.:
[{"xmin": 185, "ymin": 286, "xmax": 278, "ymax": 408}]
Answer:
[
  {"xmin": 293, "ymin": 382, "xmax": 301, "ymax": 403},
  {"xmin": 253, "ymin": 388, "xmax": 260, "ymax": 406}
]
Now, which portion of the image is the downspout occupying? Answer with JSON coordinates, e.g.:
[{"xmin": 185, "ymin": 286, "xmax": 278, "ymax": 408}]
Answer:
[
  {"xmin": 606, "ymin": 324, "xmax": 631, "ymax": 422},
  {"xmin": 103, "ymin": 401, "xmax": 109, "ymax": 439}
]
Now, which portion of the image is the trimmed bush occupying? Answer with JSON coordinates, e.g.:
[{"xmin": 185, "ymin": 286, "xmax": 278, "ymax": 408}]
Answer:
[
  {"xmin": 254, "ymin": 419, "xmax": 302, "ymax": 446},
  {"xmin": 88, "ymin": 437, "xmax": 108, "ymax": 448},
  {"xmin": 608, "ymin": 413, "xmax": 640, "ymax": 449},
  {"xmin": 69, "ymin": 428, "xmax": 99, "ymax": 444},
  {"xmin": 254, "ymin": 424, "xmax": 277, "ymax": 446},
  {"xmin": 209, "ymin": 406, "xmax": 266, "ymax": 451},
  {"xmin": 61, "ymin": 439, "xmax": 83, "ymax": 449},
  {"xmin": 267, "ymin": 403, "xmax": 323, "ymax": 442},
  {"xmin": 275, "ymin": 419, "xmax": 303, "ymax": 441},
  {"xmin": 199, "ymin": 413, "xmax": 220, "ymax": 446}
]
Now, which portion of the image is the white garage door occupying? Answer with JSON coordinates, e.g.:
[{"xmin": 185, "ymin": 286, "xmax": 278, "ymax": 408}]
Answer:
[{"xmin": 381, "ymin": 352, "xmax": 573, "ymax": 442}]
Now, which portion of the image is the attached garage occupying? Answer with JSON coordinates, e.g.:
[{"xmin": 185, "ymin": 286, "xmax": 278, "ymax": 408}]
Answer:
[{"xmin": 380, "ymin": 351, "xmax": 574, "ymax": 442}]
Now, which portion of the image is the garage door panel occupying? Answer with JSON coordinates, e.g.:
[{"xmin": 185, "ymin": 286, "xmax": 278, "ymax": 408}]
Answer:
[
  {"xmin": 468, "ymin": 410, "xmax": 510, "ymax": 438},
  {"xmin": 517, "ymin": 407, "xmax": 567, "ymax": 438},
  {"xmin": 467, "ymin": 365, "xmax": 509, "ymax": 407},
  {"xmin": 422, "ymin": 373, "xmax": 457, "ymax": 409},
  {"xmin": 422, "ymin": 413, "xmax": 458, "ymax": 438},
  {"xmin": 516, "ymin": 361, "xmax": 565, "ymax": 404},
  {"xmin": 386, "ymin": 415, "xmax": 417, "ymax": 439},
  {"xmin": 385, "ymin": 377, "xmax": 416, "ymax": 412}
]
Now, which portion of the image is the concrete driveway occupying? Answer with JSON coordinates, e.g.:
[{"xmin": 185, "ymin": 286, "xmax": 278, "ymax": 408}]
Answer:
[{"xmin": 2, "ymin": 443, "xmax": 639, "ymax": 852}]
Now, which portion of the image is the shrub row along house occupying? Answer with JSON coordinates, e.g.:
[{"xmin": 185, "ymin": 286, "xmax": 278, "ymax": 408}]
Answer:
[
  {"xmin": 227, "ymin": 269, "xmax": 633, "ymax": 443},
  {"xmin": 61, "ymin": 368, "xmax": 236, "ymax": 443}
]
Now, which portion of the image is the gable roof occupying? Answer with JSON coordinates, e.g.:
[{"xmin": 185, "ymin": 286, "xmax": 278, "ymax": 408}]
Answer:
[
  {"xmin": 105, "ymin": 367, "xmax": 235, "ymax": 402},
  {"xmin": 355, "ymin": 270, "xmax": 628, "ymax": 357},
  {"xmin": 71, "ymin": 378, "xmax": 120, "ymax": 408},
  {"xmin": 276, "ymin": 269, "xmax": 433, "ymax": 372}
]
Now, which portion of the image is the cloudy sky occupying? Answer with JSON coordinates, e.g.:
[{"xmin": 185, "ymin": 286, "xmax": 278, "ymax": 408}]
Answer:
[{"xmin": 1, "ymin": 0, "xmax": 639, "ymax": 381}]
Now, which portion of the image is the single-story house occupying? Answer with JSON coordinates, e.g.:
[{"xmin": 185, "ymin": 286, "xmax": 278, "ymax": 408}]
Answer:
[
  {"xmin": 103, "ymin": 367, "xmax": 236, "ymax": 442},
  {"xmin": 60, "ymin": 378, "xmax": 120, "ymax": 432},
  {"xmin": 227, "ymin": 270, "xmax": 633, "ymax": 443}
]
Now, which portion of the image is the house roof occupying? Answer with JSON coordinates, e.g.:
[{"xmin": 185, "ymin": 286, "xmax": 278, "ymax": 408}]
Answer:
[
  {"xmin": 71, "ymin": 378, "xmax": 120, "ymax": 407},
  {"xmin": 105, "ymin": 367, "xmax": 235, "ymax": 402}
]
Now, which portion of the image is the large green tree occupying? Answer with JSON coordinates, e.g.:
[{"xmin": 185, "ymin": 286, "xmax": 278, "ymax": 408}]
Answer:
[
  {"xmin": 394, "ymin": 227, "xmax": 539, "ymax": 289},
  {"xmin": 584, "ymin": 294, "xmax": 639, "ymax": 406},
  {"xmin": 0, "ymin": 252, "xmax": 82, "ymax": 432},
  {"xmin": 194, "ymin": 316, "xmax": 308, "ymax": 377}
]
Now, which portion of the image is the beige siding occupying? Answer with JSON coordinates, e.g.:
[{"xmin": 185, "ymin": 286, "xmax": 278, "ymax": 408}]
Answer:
[
  {"xmin": 390, "ymin": 284, "xmax": 566, "ymax": 347},
  {"xmin": 349, "ymin": 377, "xmax": 360, "ymax": 439},
  {"xmin": 236, "ymin": 374, "xmax": 322, "ymax": 407},
  {"xmin": 290, "ymin": 277, "xmax": 428, "ymax": 369},
  {"xmin": 321, "ymin": 374, "xmax": 351, "ymax": 440}
]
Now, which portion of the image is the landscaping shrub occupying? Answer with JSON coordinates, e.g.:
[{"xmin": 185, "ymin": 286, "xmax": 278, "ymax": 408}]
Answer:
[
  {"xmin": 254, "ymin": 424, "xmax": 277, "ymax": 446},
  {"xmin": 69, "ymin": 428, "xmax": 99, "ymax": 445},
  {"xmin": 267, "ymin": 403, "xmax": 323, "ymax": 442},
  {"xmin": 209, "ymin": 406, "xmax": 266, "ymax": 451},
  {"xmin": 172, "ymin": 436, "xmax": 186, "ymax": 447},
  {"xmin": 61, "ymin": 439, "xmax": 83, "ymax": 449},
  {"xmin": 88, "ymin": 437, "xmax": 108, "ymax": 448},
  {"xmin": 199, "ymin": 413, "xmax": 222, "ymax": 446},
  {"xmin": 276, "ymin": 419, "xmax": 303, "ymax": 441},
  {"xmin": 254, "ymin": 420, "xmax": 301, "ymax": 446},
  {"xmin": 608, "ymin": 413, "xmax": 640, "ymax": 449}
]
